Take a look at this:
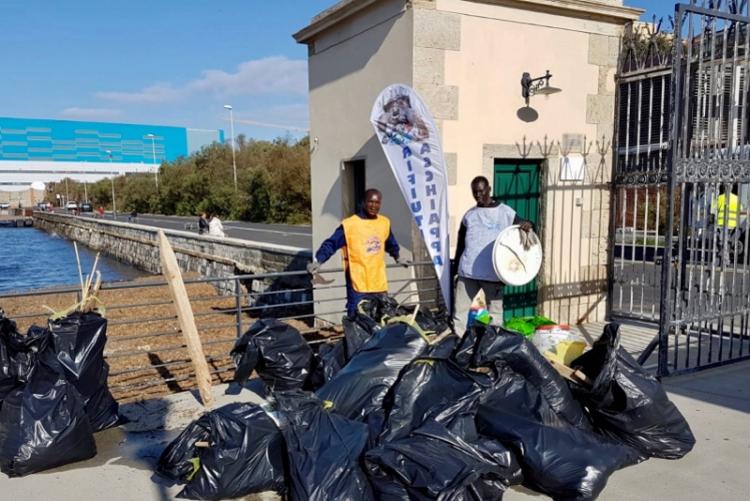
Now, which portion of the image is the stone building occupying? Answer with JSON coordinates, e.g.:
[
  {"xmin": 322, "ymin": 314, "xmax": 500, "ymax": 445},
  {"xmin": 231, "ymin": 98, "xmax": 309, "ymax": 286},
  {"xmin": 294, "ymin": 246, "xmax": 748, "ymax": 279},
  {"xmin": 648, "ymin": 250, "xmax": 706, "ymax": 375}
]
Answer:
[{"xmin": 294, "ymin": 0, "xmax": 642, "ymax": 324}]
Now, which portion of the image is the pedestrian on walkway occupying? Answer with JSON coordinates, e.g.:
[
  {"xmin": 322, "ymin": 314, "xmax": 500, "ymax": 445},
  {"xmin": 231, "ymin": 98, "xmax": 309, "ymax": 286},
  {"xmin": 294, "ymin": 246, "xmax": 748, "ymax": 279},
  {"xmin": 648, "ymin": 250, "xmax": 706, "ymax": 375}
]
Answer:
[
  {"xmin": 453, "ymin": 176, "xmax": 533, "ymax": 333},
  {"xmin": 711, "ymin": 184, "xmax": 741, "ymax": 265},
  {"xmin": 711, "ymin": 184, "xmax": 740, "ymax": 230},
  {"xmin": 208, "ymin": 213, "xmax": 226, "ymax": 238},
  {"xmin": 198, "ymin": 212, "xmax": 209, "ymax": 235},
  {"xmin": 308, "ymin": 188, "xmax": 407, "ymax": 318}
]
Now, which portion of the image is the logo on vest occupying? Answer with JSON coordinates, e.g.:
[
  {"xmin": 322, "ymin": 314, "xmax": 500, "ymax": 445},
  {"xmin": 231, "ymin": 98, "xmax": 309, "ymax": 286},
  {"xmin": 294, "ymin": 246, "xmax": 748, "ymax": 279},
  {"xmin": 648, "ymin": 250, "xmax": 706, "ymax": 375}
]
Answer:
[{"xmin": 365, "ymin": 236, "xmax": 382, "ymax": 254}]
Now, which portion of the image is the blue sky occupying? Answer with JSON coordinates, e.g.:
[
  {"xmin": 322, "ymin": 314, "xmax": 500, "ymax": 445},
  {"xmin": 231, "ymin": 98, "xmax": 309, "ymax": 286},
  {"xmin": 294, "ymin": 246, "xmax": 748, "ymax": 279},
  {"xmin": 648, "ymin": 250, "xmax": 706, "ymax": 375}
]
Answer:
[
  {"xmin": 0, "ymin": 1, "xmax": 669, "ymax": 141},
  {"xmin": 628, "ymin": 0, "xmax": 679, "ymax": 22}
]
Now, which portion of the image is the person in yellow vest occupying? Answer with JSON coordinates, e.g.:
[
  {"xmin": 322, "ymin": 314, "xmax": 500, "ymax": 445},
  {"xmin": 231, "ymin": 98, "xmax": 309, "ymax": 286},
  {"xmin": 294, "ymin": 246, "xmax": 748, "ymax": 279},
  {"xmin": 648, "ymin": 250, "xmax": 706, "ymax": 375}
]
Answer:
[
  {"xmin": 711, "ymin": 184, "xmax": 741, "ymax": 265},
  {"xmin": 307, "ymin": 189, "xmax": 406, "ymax": 318},
  {"xmin": 712, "ymin": 184, "xmax": 740, "ymax": 230}
]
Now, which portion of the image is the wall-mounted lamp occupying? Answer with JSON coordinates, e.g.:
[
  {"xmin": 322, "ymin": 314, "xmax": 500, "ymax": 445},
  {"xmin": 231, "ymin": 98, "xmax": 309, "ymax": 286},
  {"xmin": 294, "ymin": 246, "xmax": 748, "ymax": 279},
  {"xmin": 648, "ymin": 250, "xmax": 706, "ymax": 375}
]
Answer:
[{"xmin": 521, "ymin": 70, "xmax": 562, "ymax": 105}]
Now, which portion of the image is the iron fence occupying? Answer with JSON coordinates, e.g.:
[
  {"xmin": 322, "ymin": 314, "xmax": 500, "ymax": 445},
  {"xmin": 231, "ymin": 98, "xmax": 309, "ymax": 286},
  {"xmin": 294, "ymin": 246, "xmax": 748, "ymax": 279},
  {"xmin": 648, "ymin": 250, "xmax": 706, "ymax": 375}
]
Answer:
[
  {"xmin": 612, "ymin": 1, "xmax": 750, "ymax": 376},
  {"xmin": 0, "ymin": 262, "xmax": 438, "ymax": 400}
]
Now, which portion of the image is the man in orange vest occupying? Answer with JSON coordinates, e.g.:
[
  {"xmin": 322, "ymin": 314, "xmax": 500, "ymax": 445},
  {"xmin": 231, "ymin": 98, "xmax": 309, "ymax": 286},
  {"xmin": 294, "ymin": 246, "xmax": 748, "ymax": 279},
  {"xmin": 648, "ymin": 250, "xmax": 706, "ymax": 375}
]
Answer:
[{"xmin": 308, "ymin": 189, "xmax": 406, "ymax": 318}]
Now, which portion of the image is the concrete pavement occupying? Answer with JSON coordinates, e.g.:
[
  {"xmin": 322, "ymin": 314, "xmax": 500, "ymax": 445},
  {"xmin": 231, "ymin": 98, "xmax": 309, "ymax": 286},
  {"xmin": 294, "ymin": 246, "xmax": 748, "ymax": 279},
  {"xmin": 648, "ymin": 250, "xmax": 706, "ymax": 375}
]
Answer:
[{"xmin": 1, "ymin": 362, "xmax": 748, "ymax": 500}]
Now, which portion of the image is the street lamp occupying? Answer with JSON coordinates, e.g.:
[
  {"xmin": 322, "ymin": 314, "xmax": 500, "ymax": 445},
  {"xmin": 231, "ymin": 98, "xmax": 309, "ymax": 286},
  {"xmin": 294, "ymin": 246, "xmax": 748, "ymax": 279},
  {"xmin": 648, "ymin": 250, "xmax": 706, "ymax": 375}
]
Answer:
[
  {"xmin": 146, "ymin": 133, "xmax": 159, "ymax": 190},
  {"xmin": 224, "ymin": 104, "xmax": 238, "ymax": 191},
  {"xmin": 106, "ymin": 150, "xmax": 117, "ymax": 220},
  {"xmin": 520, "ymin": 70, "xmax": 562, "ymax": 106}
]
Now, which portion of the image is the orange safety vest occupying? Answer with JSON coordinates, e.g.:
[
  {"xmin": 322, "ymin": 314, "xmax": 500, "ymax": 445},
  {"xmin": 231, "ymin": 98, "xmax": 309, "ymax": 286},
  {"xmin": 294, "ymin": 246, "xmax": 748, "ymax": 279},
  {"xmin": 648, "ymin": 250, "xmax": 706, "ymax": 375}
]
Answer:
[{"xmin": 341, "ymin": 214, "xmax": 391, "ymax": 293}]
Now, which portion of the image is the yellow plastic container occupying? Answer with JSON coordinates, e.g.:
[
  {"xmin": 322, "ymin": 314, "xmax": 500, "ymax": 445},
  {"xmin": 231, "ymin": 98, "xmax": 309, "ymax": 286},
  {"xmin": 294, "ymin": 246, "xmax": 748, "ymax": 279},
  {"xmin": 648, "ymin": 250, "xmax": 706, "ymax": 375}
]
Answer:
[{"xmin": 546, "ymin": 340, "xmax": 587, "ymax": 366}]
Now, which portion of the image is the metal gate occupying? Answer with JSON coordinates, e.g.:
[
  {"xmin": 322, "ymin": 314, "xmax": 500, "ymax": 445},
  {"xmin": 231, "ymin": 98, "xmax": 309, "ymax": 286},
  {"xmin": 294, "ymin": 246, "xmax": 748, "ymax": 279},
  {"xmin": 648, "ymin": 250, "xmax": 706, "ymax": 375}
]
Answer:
[{"xmin": 612, "ymin": 1, "xmax": 750, "ymax": 376}]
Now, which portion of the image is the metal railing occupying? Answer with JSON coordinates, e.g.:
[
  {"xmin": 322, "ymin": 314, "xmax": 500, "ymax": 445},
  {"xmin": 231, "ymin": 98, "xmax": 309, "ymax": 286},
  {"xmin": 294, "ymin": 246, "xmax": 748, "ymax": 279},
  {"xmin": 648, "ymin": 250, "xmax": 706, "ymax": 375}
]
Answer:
[{"xmin": 0, "ymin": 262, "xmax": 439, "ymax": 401}]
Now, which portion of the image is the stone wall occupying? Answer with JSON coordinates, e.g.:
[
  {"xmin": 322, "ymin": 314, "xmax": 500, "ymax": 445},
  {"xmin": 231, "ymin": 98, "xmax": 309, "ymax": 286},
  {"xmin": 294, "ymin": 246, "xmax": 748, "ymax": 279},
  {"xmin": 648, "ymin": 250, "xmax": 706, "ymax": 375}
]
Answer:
[
  {"xmin": 409, "ymin": 0, "xmax": 635, "ymax": 324},
  {"xmin": 33, "ymin": 213, "xmax": 312, "ymax": 301}
]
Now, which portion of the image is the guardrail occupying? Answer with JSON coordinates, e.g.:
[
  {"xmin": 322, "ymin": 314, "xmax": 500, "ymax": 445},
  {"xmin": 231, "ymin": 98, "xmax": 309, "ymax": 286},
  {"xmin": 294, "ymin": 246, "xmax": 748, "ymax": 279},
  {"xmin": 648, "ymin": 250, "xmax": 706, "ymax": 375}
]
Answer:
[{"xmin": 0, "ymin": 262, "xmax": 439, "ymax": 401}]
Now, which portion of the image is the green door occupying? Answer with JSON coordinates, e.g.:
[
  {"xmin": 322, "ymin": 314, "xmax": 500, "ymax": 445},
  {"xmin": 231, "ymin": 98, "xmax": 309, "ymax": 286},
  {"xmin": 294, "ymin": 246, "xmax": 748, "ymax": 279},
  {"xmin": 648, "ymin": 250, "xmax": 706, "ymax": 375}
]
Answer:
[{"xmin": 493, "ymin": 160, "xmax": 541, "ymax": 322}]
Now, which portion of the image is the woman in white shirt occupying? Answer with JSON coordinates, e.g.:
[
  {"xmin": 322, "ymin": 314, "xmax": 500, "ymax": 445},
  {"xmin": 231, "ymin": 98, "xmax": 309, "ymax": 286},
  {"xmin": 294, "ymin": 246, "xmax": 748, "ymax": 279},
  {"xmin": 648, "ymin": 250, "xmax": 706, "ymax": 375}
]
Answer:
[{"xmin": 208, "ymin": 213, "xmax": 226, "ymax": 238}]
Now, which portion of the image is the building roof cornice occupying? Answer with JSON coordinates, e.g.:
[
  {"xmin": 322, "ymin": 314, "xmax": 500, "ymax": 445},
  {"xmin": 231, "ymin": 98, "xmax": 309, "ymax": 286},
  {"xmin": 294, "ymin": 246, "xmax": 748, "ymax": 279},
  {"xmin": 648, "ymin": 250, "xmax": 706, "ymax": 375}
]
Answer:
[
  {"xmin": 467, "ymin": 0, "xmax": 643, "ymax": 23},
  {"xmin": 293, "ymin": 0, "xmax": 385, "ymax": 44},
  {"xmin": 293, "ymin": 0, "xmax": 644, "ymax": 44}
]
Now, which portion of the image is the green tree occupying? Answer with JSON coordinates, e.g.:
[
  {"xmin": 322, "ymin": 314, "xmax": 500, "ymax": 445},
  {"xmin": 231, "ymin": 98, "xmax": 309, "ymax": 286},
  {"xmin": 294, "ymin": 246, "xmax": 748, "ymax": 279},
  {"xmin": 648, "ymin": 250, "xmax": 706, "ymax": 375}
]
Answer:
[{"xmin": 92, "ymin": 135, "xmax": 311, "ymax": 223}]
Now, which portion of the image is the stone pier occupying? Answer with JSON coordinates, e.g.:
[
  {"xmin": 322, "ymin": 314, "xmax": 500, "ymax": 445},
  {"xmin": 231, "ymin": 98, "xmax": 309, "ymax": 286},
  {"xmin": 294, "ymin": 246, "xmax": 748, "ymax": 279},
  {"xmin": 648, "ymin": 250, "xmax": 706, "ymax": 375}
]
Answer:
[{"xmin": 33, "ymin": 212, "xmax": 312, "ymax": 300}]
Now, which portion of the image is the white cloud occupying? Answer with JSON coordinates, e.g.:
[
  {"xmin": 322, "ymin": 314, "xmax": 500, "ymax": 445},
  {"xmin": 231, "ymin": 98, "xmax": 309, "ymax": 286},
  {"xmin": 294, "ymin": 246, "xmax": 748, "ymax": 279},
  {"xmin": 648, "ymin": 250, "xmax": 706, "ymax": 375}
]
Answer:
[
  {"xmin": 96, "ymin": 56, "xmax": 307, "ymax": 104},
  {"xmin": 59, "ymin": 107, "xmax": 123, "ymax": 120},
  {"xmin": 96, "ymin": 84, "xmax": 187, "ymax": 104}
]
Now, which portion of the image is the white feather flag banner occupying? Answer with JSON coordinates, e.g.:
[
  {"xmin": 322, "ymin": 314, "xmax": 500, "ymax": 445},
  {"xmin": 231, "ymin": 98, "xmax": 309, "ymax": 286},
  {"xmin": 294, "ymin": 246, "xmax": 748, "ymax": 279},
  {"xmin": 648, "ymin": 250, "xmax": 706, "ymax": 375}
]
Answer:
[{"xmin": 370, "ymin": 84, "xmax": 451, "ymax": 313}]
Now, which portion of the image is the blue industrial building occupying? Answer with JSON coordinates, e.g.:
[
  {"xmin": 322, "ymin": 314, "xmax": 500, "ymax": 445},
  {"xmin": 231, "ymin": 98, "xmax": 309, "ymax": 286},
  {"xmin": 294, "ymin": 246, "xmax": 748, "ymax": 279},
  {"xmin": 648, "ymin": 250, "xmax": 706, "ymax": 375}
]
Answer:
[
  {"xmin": 0, "ymin": 116, "xmax": 224, "ymax": 193},
  {"xmin": 0, "ymin": 117, "xmax": 223, "ymax": 164}
]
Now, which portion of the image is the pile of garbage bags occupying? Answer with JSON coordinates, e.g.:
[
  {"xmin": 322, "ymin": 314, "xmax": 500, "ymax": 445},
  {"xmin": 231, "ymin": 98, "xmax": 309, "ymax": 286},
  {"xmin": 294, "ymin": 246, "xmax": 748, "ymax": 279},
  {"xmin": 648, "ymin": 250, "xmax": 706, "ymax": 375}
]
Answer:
[
  {"xmin": 0, "ymin": 310, "xmax": 119, "ymax": 477},
  {"xmin": 158, "ymin": 297, "xmax": 694, "ymax": 500}
]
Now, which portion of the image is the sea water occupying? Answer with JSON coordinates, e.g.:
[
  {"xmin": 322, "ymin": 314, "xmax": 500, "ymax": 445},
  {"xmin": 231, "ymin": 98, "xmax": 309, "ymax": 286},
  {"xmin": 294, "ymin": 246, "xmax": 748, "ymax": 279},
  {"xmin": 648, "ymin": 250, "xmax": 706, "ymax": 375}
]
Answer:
[{"xmin": 0, "ymin": 227, "xmax": 147, "ymax": 294}]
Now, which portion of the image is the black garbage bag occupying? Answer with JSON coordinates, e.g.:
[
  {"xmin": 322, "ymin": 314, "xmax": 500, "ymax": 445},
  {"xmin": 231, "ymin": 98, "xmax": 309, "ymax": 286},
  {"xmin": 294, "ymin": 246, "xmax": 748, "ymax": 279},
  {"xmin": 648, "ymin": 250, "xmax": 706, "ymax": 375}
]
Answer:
[
  {"xmin": 475, "ymin": 328, "xmax": 640, "ymax": 501},
  {"xmin": 366, "ymin": 419, "xmax": 518, "ymax": 500},
  {"xmin": 308, "ymin": 313, "xmax": 386, "ymax": 391},
  {"xmin": 0, "ymin": 349, "xmax": 96, "ymax": 477},
  {"xmin": 49, "ymin": 312, "xmax": 120, "ymax": 431},
  {"xmin": 231, "ymin": 319, "xmax": 313, "ymax": 391},
  {"xmin": 316, "ymin": 323, "xmax": 428, "ymax": 421},
  {"xmin": 471, "ymin": 325, "xmax": 593, "ymax": 430},
  {"xmin": 477, "ymin": 397, "xmax": 640, "ymax": 501},
  {"xmin": 0, "ymin": 323, "xmax": 53, "ymax": 403},
  {"xmin": 307, "ymin": 340, "xmax": 346, "ymax": 391},
  {"xmin": 379, "ymin": 357, "xmax": 493, "ymax": 443},
  {"xmin": 0, "ymin": 310, "xmax": 14, "ymax": 337},
  {"xmin": 346, "ymin": 304, "xmax": 383, "ymax": 342},
  {"xmin": 157, "ymin": 402, "xmax": 286, "ymax": 500},
  {"xmin": 356, "ymin": 294, "xmax": 451, "ymax": 335},
  {"xmin": 276, "ymin": 391, "xmax": 374, "ymax": 501},
  {"xmin": 342, "ymin": 316, "xmax": 376, "ymax": 358},
  {"xmin": 0, "ymin": 339, "xmax": 12, "ymax": 403},
  {"xmin": 424, "ymin": 332, "xmax": 459, "ymax": 359},
  {"xmin": 569, "ymin": 323, "xmax": 696, "ymax": 460},
  {"xmin": 0, "ymin": 312, "xmax": 20, "ymax": 402},
  {"xmin": 451, "ymin": 327, "xmax": 480, "ymax": 368}
]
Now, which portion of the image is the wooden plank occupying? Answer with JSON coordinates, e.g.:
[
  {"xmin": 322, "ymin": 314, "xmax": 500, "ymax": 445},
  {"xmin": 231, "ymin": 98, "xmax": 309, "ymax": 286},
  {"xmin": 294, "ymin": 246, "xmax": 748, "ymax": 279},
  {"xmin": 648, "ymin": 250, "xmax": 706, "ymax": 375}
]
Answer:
[
  {"xmin": 158, "ymin": 230, "xmax": 215, "ymax": 408},
  {"xmin": 545, "ymin": 356, "xmax": 592, "ymax": 387}
]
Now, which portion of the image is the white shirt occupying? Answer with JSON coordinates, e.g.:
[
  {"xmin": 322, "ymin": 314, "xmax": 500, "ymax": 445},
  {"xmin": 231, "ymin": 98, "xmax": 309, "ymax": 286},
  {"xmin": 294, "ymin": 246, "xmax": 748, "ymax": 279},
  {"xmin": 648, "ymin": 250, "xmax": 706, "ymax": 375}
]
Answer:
[
  {"xmin": 458, "ymin": 204, "xmax": 516, "ymax": 281},
  {"xmin": 208, "ymin": 217, "xmax": 225, "ymax": 238}
]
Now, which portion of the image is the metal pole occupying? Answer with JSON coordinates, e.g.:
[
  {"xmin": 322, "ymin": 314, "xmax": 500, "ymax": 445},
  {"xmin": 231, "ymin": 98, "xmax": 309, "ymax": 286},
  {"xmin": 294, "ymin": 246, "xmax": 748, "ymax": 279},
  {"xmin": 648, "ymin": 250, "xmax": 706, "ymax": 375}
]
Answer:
[
  {"xmin": 107, "ymin": 151, "xmax": 117, "ymax": 220},
  {"xmin": 111, "ymin": 178, "xmax": 117, "ymax": 220},
  {"xmin": 235, "ymin": 277, "xmax": 242, "ymax": 338},
  {"xmin": 657, "ymin": 4, "xmax": 686, "ymax": 378},
  {"xmin": 149, "ymin": 135, "xmax": 159, "ymax": 190},
  {"xmin": 225, "ymin": 105, "xmax": 238, "ymax": 192}
]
